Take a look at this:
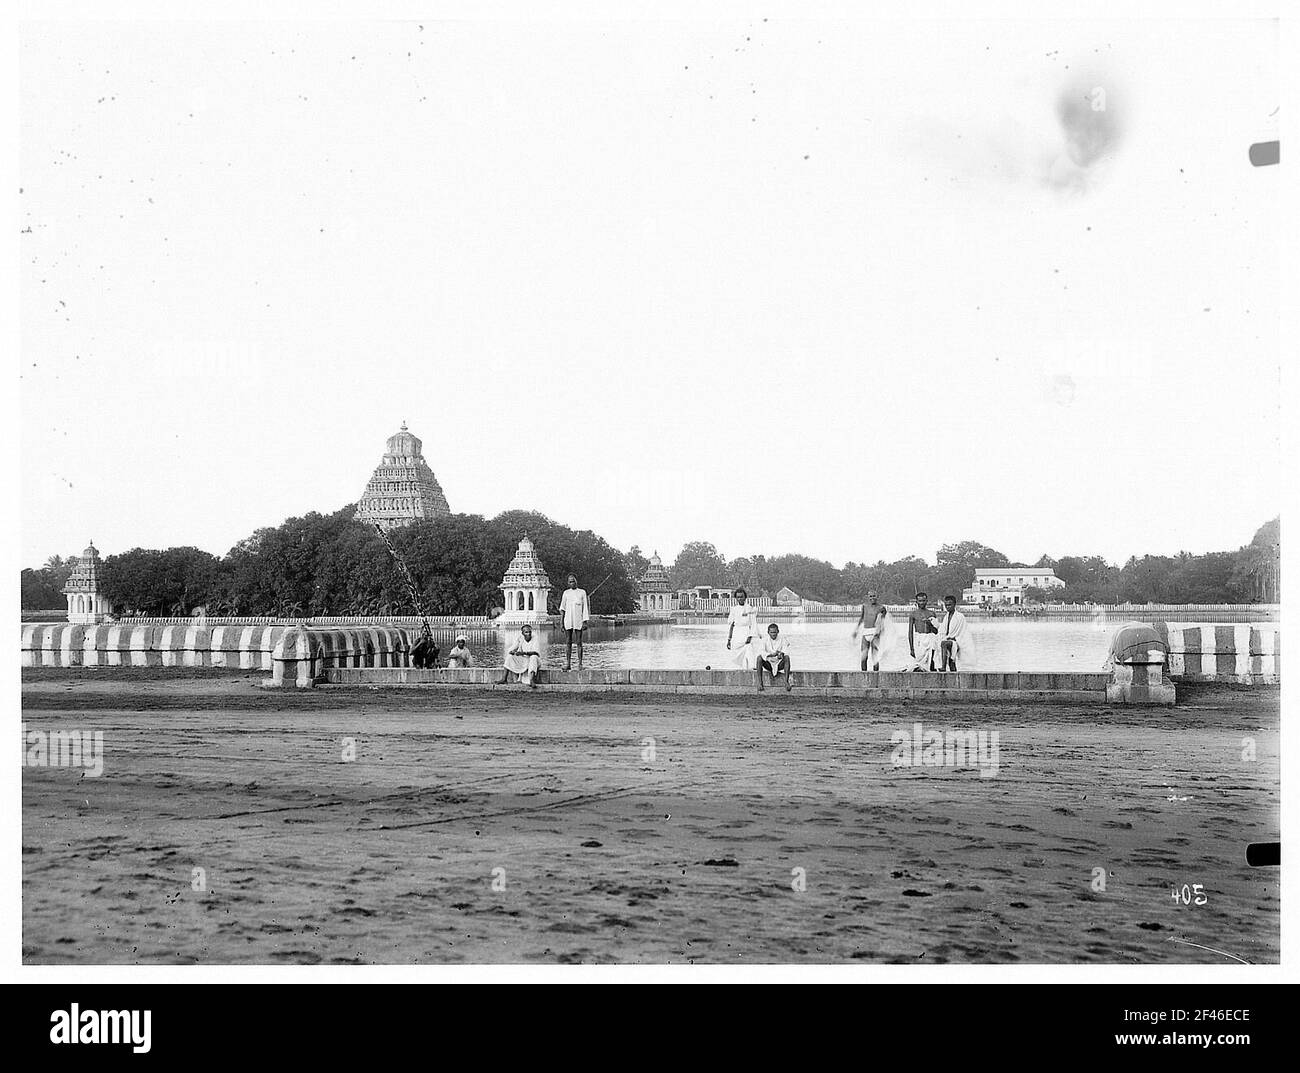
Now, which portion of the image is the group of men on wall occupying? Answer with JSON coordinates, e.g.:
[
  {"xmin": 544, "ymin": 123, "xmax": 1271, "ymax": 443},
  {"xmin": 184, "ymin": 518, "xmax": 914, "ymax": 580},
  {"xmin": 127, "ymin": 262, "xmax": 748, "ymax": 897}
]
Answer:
[
  {"xmin": 501, "ymin": 575, "xmax": 591, "ymax": 686},
  {"xmin": 723, "ymin": 588, "xmax": 975, "ymax": 689},
  {"xmin": 483, "ymin": 580, "xmax": 976, "ymax": 690},
  {"xmin": 856, "ymin": 591, "xmax": 973, "ymax": 673}
]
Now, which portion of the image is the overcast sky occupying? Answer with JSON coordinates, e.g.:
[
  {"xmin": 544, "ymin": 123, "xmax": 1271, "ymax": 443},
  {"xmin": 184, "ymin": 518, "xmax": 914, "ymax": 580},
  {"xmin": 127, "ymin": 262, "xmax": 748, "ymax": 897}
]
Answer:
[{"xmin": 20, "ymin": 12, "xmax": 1279, "ymax": 570}]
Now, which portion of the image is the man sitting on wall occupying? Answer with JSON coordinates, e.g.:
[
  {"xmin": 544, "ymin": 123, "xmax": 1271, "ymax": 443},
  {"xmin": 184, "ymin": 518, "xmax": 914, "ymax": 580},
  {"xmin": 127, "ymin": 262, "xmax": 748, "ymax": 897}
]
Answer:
[
  {"xmin": 756, "ymin": 622, "xmax": 793, "ymax": 692},
  {"xmin": 502, "ymin": 624, "xmax": 543, "ymax": 687},
  {"xmin": 446, "ymin": 634, "xmax": 475, "ymax": 668},
  {"xmin": 410, "ymin": 629, "xmax": 440, "ymax": 669},
  {"xmin": 935, "ymin": 595, "xmax": 975, "ymax": 672}
]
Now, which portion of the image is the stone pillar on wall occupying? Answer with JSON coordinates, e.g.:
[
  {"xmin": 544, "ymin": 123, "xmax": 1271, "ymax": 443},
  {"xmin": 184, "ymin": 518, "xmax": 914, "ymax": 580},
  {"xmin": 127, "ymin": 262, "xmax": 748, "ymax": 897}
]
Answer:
[{"xmin": 1104, "ymin": 622, "xmax": 1176, "ymax": 705}]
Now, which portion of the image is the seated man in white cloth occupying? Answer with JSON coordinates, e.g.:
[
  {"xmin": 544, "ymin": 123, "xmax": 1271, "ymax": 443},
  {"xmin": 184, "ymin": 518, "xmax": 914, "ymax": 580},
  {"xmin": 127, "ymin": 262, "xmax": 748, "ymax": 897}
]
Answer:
[
  {"xmin": 446, "ymin": 634, "xmax": 475, "ymax": 668},
  {"xmin": 756, "ymin": 622, "xmax": 793, "ymax": 692},
  {"xmin": 502, "ymin": 624, "xmax": 543, "ymax": 687},
  {"xmin": 934, "ymin": 595, "xmax": 975, "ymax": 672},
  {"xmin": 725, "ymin": 588, "xmax": 759, "ymax": 670}
]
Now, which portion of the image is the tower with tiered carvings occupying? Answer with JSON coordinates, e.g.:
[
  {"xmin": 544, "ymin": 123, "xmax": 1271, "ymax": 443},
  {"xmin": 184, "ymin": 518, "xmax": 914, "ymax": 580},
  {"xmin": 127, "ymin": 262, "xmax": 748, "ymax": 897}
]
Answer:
[
  {"xmin": 497, "ymin": 534, "xmax": 554, "ymax": 625},
  {"xmin": 63, "ymin": 541, "xmax": 114, "ymax": 624},
  {"xmin": 355, "ymin": 423, "xmax": 452, "ymax": 532},
  {"xmin": 638, "ymin": 551, "xmax": 673, "ymax": 612}
]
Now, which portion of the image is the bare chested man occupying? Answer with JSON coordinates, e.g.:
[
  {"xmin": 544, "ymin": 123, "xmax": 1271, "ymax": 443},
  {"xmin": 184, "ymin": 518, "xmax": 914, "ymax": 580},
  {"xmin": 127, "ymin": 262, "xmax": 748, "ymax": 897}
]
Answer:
[
  {"xmin": 853, "ymin": 590, "xmax": 888, "ymax": 671},
  {"xmin": 907, "ymin": 592, "xmax": 937, "ymax": 672}
]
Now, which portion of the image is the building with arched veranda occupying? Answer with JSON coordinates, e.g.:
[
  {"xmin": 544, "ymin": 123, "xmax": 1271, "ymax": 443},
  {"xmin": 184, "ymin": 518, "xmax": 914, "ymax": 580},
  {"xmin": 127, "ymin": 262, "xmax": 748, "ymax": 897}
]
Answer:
[{"xmin": 63, "ymin": 541, "xmax": 114, "ymax": 624}]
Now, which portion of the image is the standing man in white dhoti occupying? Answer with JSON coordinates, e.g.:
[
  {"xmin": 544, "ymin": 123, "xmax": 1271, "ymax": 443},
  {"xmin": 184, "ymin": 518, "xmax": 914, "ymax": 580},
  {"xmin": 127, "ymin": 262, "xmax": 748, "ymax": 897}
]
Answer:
[
  {"xmin": 906, "ymin": 592, "xmax": 938, "ymax": 672},
  {"xmin": 502, "ymin": 624, "xmax": 543, "ymax": 687},
  {"xmin": 935, "ymin": 595, "xmax": 974, "ymax": 672},
  {"xmin": 725, "ymin": 588, "xmax": 759, "ymax": 670},
  {"xmin": 559, "ymin": 574, "xmax": 591, "ymax": 671},
  {"xmin": 853, "ymin": 590, "xmax": 889, "ymax": 671}
]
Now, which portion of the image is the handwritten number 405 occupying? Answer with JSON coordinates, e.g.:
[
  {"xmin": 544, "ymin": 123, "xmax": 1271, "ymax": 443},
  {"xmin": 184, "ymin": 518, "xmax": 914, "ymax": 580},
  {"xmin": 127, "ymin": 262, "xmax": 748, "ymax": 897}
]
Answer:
[{"xmin": 1171, "ymin": 883, "xmax": 1208, "ymax": 906}]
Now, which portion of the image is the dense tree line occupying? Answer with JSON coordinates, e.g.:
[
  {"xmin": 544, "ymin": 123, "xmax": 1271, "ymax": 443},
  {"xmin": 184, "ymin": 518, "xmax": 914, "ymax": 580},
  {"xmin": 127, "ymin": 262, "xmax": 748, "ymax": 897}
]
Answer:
[
  {"xmin": 22, "ymin": 514, "xmax": 1278, "ymax": 613},
  {"xmin": 102, "ymin": 546, "xmax": 225, "ymax": 617},
  {"xmin": 388, "ymin": 509, "xmax": 637, "ymax": 618},
  {"xmin": 22, "ymin": 506, "xmax": 638, "ymax": 616},
  {"xmin": 656, "ymin": 519, "xmax": 1280, "ymax": 606},
  {"xmin": 20, "ymin": 555, "xmax": 74, "ymax": 609},
  {"xmin": 660, "ymin": 538, "xmax": 1019, "ymax": 604}
]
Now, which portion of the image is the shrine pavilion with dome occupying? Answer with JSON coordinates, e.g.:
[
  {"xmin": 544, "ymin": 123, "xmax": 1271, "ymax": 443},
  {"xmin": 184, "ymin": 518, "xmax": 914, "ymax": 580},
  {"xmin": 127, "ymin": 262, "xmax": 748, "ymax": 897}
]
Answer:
[
  {"xmin": 497, "ymin": 534, "xmax": 555, "ymax": 626},
  {"xmin": 637, "ymin": 551, "xmax": 674, "ymax": 612},
  {"xmin": 62, "ymin": 541, "xmax": 114, "ymax": 624}
]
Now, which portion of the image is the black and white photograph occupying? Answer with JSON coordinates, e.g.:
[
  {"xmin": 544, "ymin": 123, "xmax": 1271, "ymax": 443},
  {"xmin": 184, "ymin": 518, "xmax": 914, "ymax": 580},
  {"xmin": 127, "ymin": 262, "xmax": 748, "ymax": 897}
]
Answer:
[{"xmin": 7, "ymin": 0, "xmax": 1295, "ymax": 1025}]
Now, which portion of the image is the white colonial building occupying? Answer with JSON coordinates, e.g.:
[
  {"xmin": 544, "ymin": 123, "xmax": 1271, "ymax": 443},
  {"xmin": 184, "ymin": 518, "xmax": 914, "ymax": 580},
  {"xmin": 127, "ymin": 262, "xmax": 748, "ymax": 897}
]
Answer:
[
  {"xmin": 497, "ymin": 534, "xmax": 555, "ymax": 625},
  {"xmin": 963, "ymin": 567, "xmax": 1066, "ymax": 606},
  {"xmin": 675, "ymin": 586, "xmax": 774, "ymax": 612}
]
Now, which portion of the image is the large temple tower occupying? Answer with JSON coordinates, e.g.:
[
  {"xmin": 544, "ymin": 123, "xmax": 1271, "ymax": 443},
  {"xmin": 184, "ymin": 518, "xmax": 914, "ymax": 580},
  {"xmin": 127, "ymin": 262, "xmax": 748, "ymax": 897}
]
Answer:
[{"xmin": 355, "ymin": 423, "xmax": 452, "ymax": 532}]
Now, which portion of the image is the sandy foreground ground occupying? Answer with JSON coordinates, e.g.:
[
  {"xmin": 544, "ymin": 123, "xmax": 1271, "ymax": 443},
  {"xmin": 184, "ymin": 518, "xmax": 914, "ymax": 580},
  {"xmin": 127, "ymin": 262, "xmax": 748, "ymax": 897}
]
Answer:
[{"xmin": 22, "ymin": 671, "xmax": 1279, "ymax": 965}]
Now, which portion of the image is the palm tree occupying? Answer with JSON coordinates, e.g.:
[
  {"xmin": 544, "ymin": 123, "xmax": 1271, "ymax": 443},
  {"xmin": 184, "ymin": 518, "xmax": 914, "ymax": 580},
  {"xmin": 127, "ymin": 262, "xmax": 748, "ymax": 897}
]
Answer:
[{"xmin": 1247, "ymin": 544, "xmax": 1279, "ymax": 601}]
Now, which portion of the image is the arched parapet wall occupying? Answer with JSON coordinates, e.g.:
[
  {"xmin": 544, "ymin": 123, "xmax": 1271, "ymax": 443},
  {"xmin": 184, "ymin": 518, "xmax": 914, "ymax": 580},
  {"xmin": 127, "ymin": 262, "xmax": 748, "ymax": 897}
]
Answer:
[
  {"xmin": 266, "ymin": 626, "xmax": 414, "ymax": 688},
  {"xmin": 21, "ymin": 623, "xmax": 291, "ymax": 670}
]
